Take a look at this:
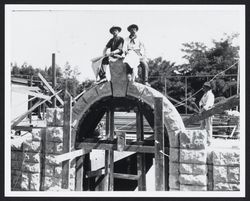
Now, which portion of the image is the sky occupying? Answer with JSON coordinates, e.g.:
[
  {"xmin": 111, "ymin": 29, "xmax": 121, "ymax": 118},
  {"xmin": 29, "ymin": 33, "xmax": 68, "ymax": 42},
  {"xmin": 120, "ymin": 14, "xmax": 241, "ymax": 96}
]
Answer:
[{"xmin": 6, "ymin": 5, "xmax": 243, "ymax": 81}]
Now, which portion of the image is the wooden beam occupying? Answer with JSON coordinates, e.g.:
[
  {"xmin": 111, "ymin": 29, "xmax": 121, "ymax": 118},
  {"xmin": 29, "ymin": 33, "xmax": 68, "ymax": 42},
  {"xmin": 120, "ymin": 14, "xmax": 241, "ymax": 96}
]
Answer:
[
  {"xmin": 11, "ymin": 90, "xmax": 62, "ymax": 129},
  {"xmin": 109, "ymin": 109, "xmax": 114, "ymax": 191},
  {"xmin": 154, "ymin": 97, "xmax": 165, "ymax": 191},
  {"xmin": 12, "ymin": 87, "xmax": 51, "ymax": 100},
  {"xmin": 86, "ymin": 169, "xmax": 105, "ymax": 178},
  {"xmin": 75, "ymin": 155, "xmax": 84, "ymax": 191},
  {"xmin": 38, "ymin": 73, "xmax": 64, "ymax": 106},
  {"xmin": 113, "ymin": 173, "xmax": 140, "ymax": 180},
  {"xmin": 62, "ymin": 91, "xmax": 72, "ymax": 189},
  {"xmin": 184, "ymin": 94, "xmax": 240, "ymax": 126},
  {"xmin": 52, "ymin": 53, "xmax": 56, "ymax": 107}
]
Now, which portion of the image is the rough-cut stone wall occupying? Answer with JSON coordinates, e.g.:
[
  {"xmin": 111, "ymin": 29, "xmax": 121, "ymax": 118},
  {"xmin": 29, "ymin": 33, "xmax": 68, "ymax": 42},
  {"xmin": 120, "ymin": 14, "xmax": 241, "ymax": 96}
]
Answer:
[
  {"xmin": 11, "ymin": 129, "xmax": 45, "ymax": 191},
  {"xmin": 207, "ymin": 149, "xmax": 240, "ymax": 191},
  {"xmin": 43, "ymin": 108, "xmax": 75, "ymax": 191},
  {"xmin": 169, "ymin": 129, "xmax": 208, "ymax": 191}
]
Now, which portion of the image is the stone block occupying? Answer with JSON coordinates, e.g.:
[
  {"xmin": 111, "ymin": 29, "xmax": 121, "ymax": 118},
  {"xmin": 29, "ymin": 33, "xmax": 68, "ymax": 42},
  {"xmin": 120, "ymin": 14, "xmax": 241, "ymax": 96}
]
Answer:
[
  {"xmin": 23, "ymin": 141, "xmax": 41, "ymax": 153},
  {"xmin": 30, "ymin": 173, "xmax": 40, "ymax": 191},
  {"xmin": 81, "ymin": 86, "xmax": 98, "ymax": 105},
  {"xmin": 22, "ymin": 162, "xmax": 40, "ymax": 173},
  {"xmin": 169, "ymin": 148, "xmax": 179, "ymax": 162},
  {"xmin": 54, "ymin": 142, "xmax": 63, "ymax": 155},
  {"xmin": 72, "ymin": 96, "xmax": 88, "ymax": 121},
  {"xmin": 45, "ymin": 164, "xmax": 54, "ymax": 177},
  {"xmin": 179, "ymin": 174, "xmax": 207, "ymax": 186},
  {"xmin": 213, "ymin": 166, "xmax": 227, "ymax": 183},
  {"xmin": 164, "ymin": 111, "xmax": 186, "ymax": 132},
  {"xmin": 11, "ymin": 175, "xmax": 22, "ymax": 189},
  {"xmin": 96, "ymin": 81, "xmax": 112, "ymax": 98},
  {"xmin": 21, "ymin": 172, "xmax": 30, "ymax": 191},
  {"xmin": 110, "ymin": 60, "xmax": 128, "ymax": 97},
  {"xmin": 180, "ymin": 130, "xmax": 206, "ymax": 149},
  {"xmin": 11, "ymin": 151, "xmax": 23, "ymax": 161},
  {"xmin": 212, "ymin": 150, "xmax": 240, "ymax": 166},
  {"xmin": 23, "ymin": 152, "xmax": 40, "ymax": 163},
  {"xmin": 229, "ymin": 183, "xmax": 240, "ymax": 191},
  {"xmin": 213, "ymin": 182, "xmax": 230, "ymax": 191},
  {"xmin": 127, "ymin": 82, "xmax": 145, "ymax": 101},
  {"xmin": 180, "ymin": 184, "xmax": 207, "ymax": 191},
  {"xmin": 180, "ymin": 149, "xmax": 206, "ymax": 164},
  {"xmin": 168, "ymin": 130, "xmax": 180, "ymax": 148},
  {"xmin": 32, "ymin": 128, "xmax": 44, "ymax": 141},
  {"xmin": 169, "ymin": 162, "xmax": 179, "ymax": 175},
  {"xmin": 169, "ymin": 174, "xmax": 180, "ymax": 189},
  {"xmin": 169, "ymin": 188, "xmax": 180, "ymax": 191},
  {"xmin": 46, "ymin": 127, "xmax": 63, "ymax": 142},
  {"xmin": 46, "ymin": 108, "xmax": 64, "ymax": 126},
  {"xmin": 69, "ymin": 177, "xmax": 75, "ymax": 191},
  {"xmin": 11, "ymin": 170, "xmax": 22, "ymax": 176},
  {"xmin": 180, "ymin": 163, "xmax": 207, "ymax": 175},
  {"xmin": 11, "ymin": 160, "xmax": 23, "ymax": 170},
  {"xmin": 43, "ymin": 176, "xmax": 62, "ymax": 191},
  {"xmin": 45, "ymin": 142, "xmax": 55, "ymax": 154},
  {"xmin": 228, "ymin": 166, "xmax": 240, "ymax": 183},
  {"xmin": 54, "ymin": 166, "xmax": 62, "ymax": 178}
]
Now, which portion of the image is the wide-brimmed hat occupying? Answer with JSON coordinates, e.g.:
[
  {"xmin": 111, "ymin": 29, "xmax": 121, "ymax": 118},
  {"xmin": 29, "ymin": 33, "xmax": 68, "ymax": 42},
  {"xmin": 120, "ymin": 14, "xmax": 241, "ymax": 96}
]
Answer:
[
  {"xmin": 109, "ymin": 26, "xmax": 122, "ymax": 34},
  {"xmin": 203, "ymin": 82, "xmax": 212, "ymax": 89},
  {"xmin": 127, "ymin": 24, "xmax": 139, "ymax": 32}
]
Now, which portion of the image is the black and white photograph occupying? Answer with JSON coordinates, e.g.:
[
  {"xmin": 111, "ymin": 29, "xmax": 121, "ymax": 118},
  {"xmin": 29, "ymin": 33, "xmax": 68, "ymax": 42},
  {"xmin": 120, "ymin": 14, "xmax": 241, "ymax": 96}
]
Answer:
[{"xmin": 5, "ymin": 4, "xmax": 245, "ymax": 197}]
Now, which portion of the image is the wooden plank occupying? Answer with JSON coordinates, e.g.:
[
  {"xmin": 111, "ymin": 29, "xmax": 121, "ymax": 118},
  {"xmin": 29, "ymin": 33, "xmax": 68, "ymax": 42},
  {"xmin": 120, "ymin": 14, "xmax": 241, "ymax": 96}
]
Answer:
[
  {"xmin": 12, "ymin": 87, "xmax": 51, "ymax": 100},
  {"xmin": 184, "ymin": 94, "xmax": 239, "ymax": 126},
  {"xmin": 104, "ymin": 111, "xmax": 110, "ymax": 191},
  {"xmin": 52, "ymin": 53, "xmax": 56, "ymax": 107},
  {"xmin": 75, "ymin": 155, "xmax": 84, "ymax": 191},
  {"xmin": 109, "ymin": 109, "xmax": 114, "ymax": 191},
  {"xmin": 136, "ymin": 109, "xmax": 146, "ymax": 191},
  {"xmin": 113, "ymin": 173, "xmax": 140, "ymax": 180},
  {"xmin": 86, "ymin": 169, "xmax": 105, "ymax": 178},
  {"xmin": 154, "ymin": 97, "xmax": 165, "ymax": 191},
  {"xmin": 62, "ymin": 91, "xmax": 72, "ymax": 189},
  {"xmin": 38, "ymin": 73, "xmax": 64, "ymax": 106},
  {"xmin": 11, "ymin": 90, "xmax": 62, "ymax": 129}
]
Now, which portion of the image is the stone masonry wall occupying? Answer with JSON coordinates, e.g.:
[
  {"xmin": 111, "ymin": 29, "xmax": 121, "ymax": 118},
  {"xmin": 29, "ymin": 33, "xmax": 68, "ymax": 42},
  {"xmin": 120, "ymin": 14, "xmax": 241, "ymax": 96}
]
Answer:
[
  {"xmin": 43, "ymin": 108, "xmax": 75, "ymax": 191},
  {"xmin": 207, "ymin": 149, "xmax": 240, "ymax": 191},
  {"xmin": 11, "ymin": 129, "xmax": 45, "ymax": 191}
]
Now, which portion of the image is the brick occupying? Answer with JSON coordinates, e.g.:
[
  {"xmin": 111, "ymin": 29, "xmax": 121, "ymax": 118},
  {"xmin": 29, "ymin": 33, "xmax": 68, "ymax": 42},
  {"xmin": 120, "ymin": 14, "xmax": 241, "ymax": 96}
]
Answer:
[
  {"xmin": 45, "ymin": 142, "xmax": 55, "ymax": 154},
  {"xmin": 30, "ymin": 173, "xmax": 40, "ymax": 191},
  {"xmin": 179, "ymin": 174, "xmax": 207, "ymax": 186},
  {"xmin": 179, "ymin": 163, "xmax": 207, "ymax": 175},
  {"xmin": 46, "ymin": 127, "xmax": 63, "ymax": 142},
  {"xmin": 22, "ymin": 162, "xmax": 40, "ymax": 173},
  {"xmin": 213, "ymin": 166, "xmax": 227, "ymax": 183},
  {"xmin": 212, "ymin": 150, "xmax": 240, "ymax": 166},
  {"xmin": 23, "ymin": 152, "xmax": 40, "ymax": 163},
  {"xmin": 169, "ymin": 162, "xmax": 179, "ymax": 175},
  {"xmin": 21, "ymin": 172, "xmax": 29, "ymax": 191},
  {"xmin": 54, "ymin": 166, "xmax": 62, "ymax": 178},
  {"xmin": 180, "ymin": 184, "xmax": 207, "ymax": 191},
  {"xmin": 180, "ymin": 149, "xmax": 206, "ymax": 164},
  {"xmin": 169, "ymin": 174, "xmax": 180, "ymax": 189},
  {"xmin": 23, "ymin": 141, "xmax": 41, "ymax": 152},
  {"xmin": 11, "ymin": 151, "xmax": 23, "ymax": 161},
  {"xmin": 228, "ymin": 166, "xmax": 240, "ymax": 183},
  {"xmin": 54, "ymin": 142, "xmax": 63, "ymax": 155},
  {"xmin": 169, "ymin": 148, "xmax": 179, "ymax": 162},
  {"xmin": 180, "ymin": 130, "xmax": 206, "ymax": 149}
]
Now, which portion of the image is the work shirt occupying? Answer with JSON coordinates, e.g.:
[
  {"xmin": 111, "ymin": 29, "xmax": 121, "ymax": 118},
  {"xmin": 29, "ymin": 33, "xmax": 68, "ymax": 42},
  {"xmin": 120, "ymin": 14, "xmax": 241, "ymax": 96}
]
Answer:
[
  {"xmin": 123, "ymin": 35, "xmax": 147, "ymax": 58},
  {"xmin": 199, "ymin": 90, "xmax": 215, "ymax": 111},
  {"xmin": 106, "ymin": 36, "xmax": 124, "ymax": 55}
]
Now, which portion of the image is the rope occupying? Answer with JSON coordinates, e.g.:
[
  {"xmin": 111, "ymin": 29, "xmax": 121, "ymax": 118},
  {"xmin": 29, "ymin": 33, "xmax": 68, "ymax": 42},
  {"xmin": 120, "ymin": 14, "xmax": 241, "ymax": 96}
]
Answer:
[{"xmin": 173, "ymin": 61, "xmax": 239, "ymax": 108}]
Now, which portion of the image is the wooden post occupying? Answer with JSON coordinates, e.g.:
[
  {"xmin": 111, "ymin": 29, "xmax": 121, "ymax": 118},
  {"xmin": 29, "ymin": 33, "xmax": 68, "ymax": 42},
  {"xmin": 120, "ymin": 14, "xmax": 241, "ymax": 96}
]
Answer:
[
  {"xmin": 236, "ymin": 62, "xmax": 240, "ymax": 111},
  {"xmin": 136, "ymin": 108, "xmax": 146, "ymax": 191},
  {"xmin": 164, "ymin": 77, "xmax": 167, "ymax": 97},
  {"xmin": 62, "ymin": 91, "xmax": 72, "ymax": 189},
  {"xmin": 52, "ymin": 53, "xmax": 56, "ymax": 107},
  {"xmin": 185, "ymin": 76, "xmax": 188, "ymax": 114},
  {"xmin": 104, "ymin": 111, "xmax": 110, "ymax": 190},
  {"xmin": 75, "ymin": 155, "xmax": 84, "ymax": 191},
  {"xmin": 109, "ymin": 109, "xmax": 114, "ymax": 191},
  {"xmin": 154, "ymin": 97, "xmax": 165, "ymax": 191},
  {"xmin": 28, "ymin": 75, "xmax": 33, "ymax": 124}
]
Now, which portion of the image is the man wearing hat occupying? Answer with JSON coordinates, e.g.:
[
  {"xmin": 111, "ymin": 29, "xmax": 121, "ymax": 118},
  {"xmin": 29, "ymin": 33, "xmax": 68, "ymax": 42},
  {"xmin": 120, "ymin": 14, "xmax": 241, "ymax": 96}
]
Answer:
[
  {"xmin": 199, "ymin": 82, "xmax": 215, "ymax": 145},
  {"xmin": 123, "ymin": 24, "xmax": 149, "ymax": 86},
  {"xmin": 98, "ymin": 26, "xmax": 124, "ymax": 81}
]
